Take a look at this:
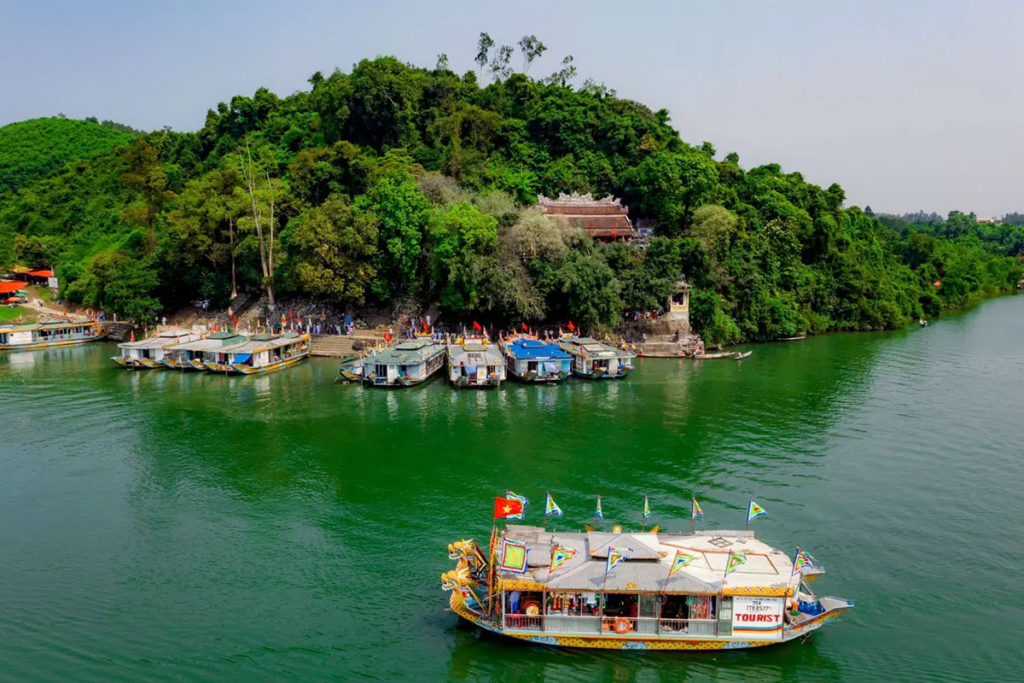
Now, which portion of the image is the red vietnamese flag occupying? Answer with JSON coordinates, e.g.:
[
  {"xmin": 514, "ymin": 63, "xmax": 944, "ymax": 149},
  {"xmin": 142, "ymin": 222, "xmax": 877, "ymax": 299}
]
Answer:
[
  {"xmin": 521, "ymin": 322, "xmax": 528, "ymax": 331},
  {"xmin": 494, "ymin": 496, "xmax": 525, "ymax": 519},
  {"xmin": 422, "ymin": 321, "xmax": 429, "ymax": 333},
  {"xmin": 472, "ymin": 320, "xmax": 483, "ymax": 332},
  {"xmin": 567, "ymin": 320, "xmax": 575, "ymax": 332}
]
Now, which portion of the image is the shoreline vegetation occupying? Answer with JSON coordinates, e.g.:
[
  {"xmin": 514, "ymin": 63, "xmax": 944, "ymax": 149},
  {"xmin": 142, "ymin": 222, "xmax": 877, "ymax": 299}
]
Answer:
[{"xmin": 1, "ymin": 36, "xmax": 1021, "ymax": 345}]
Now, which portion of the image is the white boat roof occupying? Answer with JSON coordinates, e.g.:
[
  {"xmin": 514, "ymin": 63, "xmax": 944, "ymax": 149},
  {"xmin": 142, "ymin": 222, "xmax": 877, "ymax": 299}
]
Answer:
[
  {"xmin": 448, "ymin": 343, "xmax": 504, "ymax": 365},
  {"xmin": 119, "ymin": 330, "xmax": 201, "ymax": 349},
  {"xmin": 168, "ymin": 334, "xmax": 247, "ymax": 351},
  {"xmin": 497, "ymin": 526, "xmax": 799, "ymax": 594}
]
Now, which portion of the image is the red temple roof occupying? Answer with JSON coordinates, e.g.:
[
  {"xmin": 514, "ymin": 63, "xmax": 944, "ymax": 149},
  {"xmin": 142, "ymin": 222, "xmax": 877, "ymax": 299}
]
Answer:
[
  {"xmin": 28, "ymin": 269, "xmax": 54, "ymax": 278},
  {"xmin": 537, "ymin": 193, "xmax": 633, "ymax": 239}
]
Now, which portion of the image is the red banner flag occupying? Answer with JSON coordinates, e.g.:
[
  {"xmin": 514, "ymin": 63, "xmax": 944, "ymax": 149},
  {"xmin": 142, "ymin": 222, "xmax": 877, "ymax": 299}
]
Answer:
[
  {"xmin": 422, "ymin": 321, "xmax": 429, "ymax": 333},
  {"xmin": 383, "ymin": 332, "xmax": 392, "ymax": 343},
  {"xmin": 472, "ymin": 321, "xmax": 482, "ymax": 332},
  {"xmin": 521, "ymin": 322, "xmax": 528, "ymax": 331},
  {"xmin": 567, "ymin": 320, "xmax": 575, "ymax": 332},
  {"xmin": 494, "ymin": 497, "xmax": 525, "ymax": 519}
]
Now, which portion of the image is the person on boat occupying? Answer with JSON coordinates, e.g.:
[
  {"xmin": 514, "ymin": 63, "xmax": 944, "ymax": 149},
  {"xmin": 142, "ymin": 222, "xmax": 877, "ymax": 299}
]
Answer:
[{"xmin": 509, "ymin": 590, "xmax": 521, "ymax": 614}]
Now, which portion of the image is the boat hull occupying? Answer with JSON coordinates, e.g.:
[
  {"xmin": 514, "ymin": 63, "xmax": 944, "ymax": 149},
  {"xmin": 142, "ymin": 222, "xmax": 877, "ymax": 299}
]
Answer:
[
  {"xmin": 162, "ymin": 358, "xmax": 204, "ymax": 371},
  {"xmin": 572, "ymin": 367, "xmax": 633, "ymax": 380},
  {"xmin": 449, "ymin": 592, "xmax": 851, "ymax": 651},
  {"xmin": 1, "ymin": 333, "xmax": 108, "ymax": 352},
  {"xmin": 223, "ymin": 352, "xmax": 309, "ymax": 375},
  {"xmin": 112, "ymin": 356, "xmax": 165, "ymax": 369}
]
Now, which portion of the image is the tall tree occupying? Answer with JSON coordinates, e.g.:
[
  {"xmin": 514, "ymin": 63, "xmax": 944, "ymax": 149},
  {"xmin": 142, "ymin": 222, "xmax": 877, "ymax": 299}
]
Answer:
[{"xmin": 120, "ymin": 139, "xmax": 176, "ymax": 253}]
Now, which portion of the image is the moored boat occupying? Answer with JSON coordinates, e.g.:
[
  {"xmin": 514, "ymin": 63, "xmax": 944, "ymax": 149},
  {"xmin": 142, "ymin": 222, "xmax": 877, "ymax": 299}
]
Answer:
[
  {"xmin": 203, "ymin": 332, "xmax": 310, "ymax": 374},
  {"xmin": 353, "ymin": 338, "xmax": 446, "ymax": 387},
  {"xmin": 447, "ymin": 336, "xmax": 506, "ymax": 388},
  {"xmin": 558, "ymin": 336, "xmax": 634, "ymax": 379},
  {"xmin": 113, "ymin": 329, "xmax": 201, "ymax": 368},
  {"xmin": 162, "ymin": 332, "xmax": 247, "ymax": 370},
  {"xmin": 443, "ymin": 521, "xmax": 852, "ymax": 652},
  {"xmin": 1, "ymin": 314, "xmax": 108, "ymax": 351},
  {"xmin": 500, "ymin": 338, "xmax": 571, "ymax": 383}
]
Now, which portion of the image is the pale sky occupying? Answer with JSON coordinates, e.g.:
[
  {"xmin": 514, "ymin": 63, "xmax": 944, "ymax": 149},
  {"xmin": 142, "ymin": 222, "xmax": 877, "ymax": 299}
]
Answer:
[{"xmin": 1, "ymin": 0, "xmax": 1020, "ymax": 216}]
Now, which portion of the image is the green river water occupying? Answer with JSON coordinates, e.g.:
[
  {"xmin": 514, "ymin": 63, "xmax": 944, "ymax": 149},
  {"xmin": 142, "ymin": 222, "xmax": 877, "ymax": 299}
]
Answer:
[{"xmin": 2, "ymin": 296, "xmax": 1024, "ymax": 682}]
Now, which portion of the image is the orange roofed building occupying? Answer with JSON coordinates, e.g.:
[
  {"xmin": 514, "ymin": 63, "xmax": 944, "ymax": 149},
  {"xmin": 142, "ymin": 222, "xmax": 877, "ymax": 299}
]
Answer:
[{"xmin": 536, "ymin": 193, "xmax": 635, "ymax": 242}]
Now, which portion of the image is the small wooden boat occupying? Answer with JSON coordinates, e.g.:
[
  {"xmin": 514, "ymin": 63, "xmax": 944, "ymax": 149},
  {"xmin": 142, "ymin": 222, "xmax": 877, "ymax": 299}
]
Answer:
[
  {"xmin": 778, "ymin": 335, "xmax": 806, "ymax": 342},
  {"xmin": 447, "ymin": 336, "xmax": 506, "ymax": 388},
  {"xmin": 694, "ymin": 351, "xmax": 734, "ymax": 360},
  {"xmin": 354, "ymin": 338, "xmax": 446, "ymax": 387},
  {"xmin": 500, "ymin": 338, "xmax": 571, "ymax": 383},
  {"xmin": 1, "ymin": 314, "xmax": 108, "ymax": 351},
  {"xmin": 442, "ymin": 517, "xmax": 853, "ymax": 652},
  {"xmin": 558, "ymin": 336, "xmax": 634, "ymax": 379},
  {"xmin": 735, "ymin": 351, "xmax": 753, "ymax": 360},
  {"xmin": 113, "ymin": 329, "xmax": 201, "ymax": 369},
  {"xmin": 203, "ymin": 332, "xmax": 310, "ymax": 374},
  {"xmin": 162, "ymin": 332, "xmax": 246, "ymax": 370},
  {"xmin": 919, "ymin": 319, "xmax": 928, "ymax": 327}
]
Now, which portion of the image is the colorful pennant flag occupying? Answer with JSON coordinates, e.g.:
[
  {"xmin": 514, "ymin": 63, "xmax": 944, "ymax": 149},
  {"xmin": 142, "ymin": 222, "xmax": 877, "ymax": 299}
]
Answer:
[
  {"xmin": 725, "ymin": 550, "xmax": 747, "ymax": 575},
  {"xmin": 505, "ymin": 490, "xmax": 529, "ymax": 521},
  {"xmin": 594, "ymin": 495, "xmax": 604, "ymax": 521},
  {"xmin": 544, "ymin": 492, "xmax": 563, "ymax": 519},
  {"xmin": 669, "ymin": 550, "xmax": 697, "ymax": 576},
  {"xmin": 493, "ymin": 496, "xmax": 525, "ymax": 519},
  {"xmin": 747, "ymin": 499, "xmax": 767, "ymax": 524},
  {"xmin": 691, "ymin": 496, "xmax": 704, "ymax": 520},
  {"xmin": 498, "ymin": 538, "xmax": 529, "ymax": 574},
  {"xmin": 549, "ymin": 546, "xmax": 577, "ymax": 575},
  {"xmin": 792, "ymin": 548, "xmax": 814, "ymax": 575},
  {"xmin": 605, "ymin": 546, "xmax": 632, "ymax": 575},
  {"xmin": 642, "ymin": 494, "xmax": 651, "ymax": 523}
]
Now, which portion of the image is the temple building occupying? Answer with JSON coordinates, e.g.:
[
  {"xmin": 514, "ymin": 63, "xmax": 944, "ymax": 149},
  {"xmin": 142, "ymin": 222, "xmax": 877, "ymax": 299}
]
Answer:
[{"xmin": 536, "ymin": 193, "xmax": 635, "ymax": 241}]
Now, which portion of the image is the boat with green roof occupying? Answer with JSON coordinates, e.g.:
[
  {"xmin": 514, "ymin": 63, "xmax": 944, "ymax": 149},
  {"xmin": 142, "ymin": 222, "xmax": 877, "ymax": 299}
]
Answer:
[
  {"xmin": 558, "ymin": 336, "xmax": 635, "ymax": 379},
  {"xmin": 0, "ymin": 314, "xmax": 108, "ymax": 351},
  {"xmin": 340, "ymin": 338, "xmax": 446, "ymax": 387},
  {"xmin": 162, "ymin": 332, "xmax": 248, "ymax": 370},
  {"xmin": 203, "ymin": 332, "xmax": 310, "ymax": 374}
]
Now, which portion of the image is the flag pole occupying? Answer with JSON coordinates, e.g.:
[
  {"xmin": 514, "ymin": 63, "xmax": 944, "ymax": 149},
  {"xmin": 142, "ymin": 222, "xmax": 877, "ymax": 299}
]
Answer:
[{"xmin": 487, "ymin": 523, "xmax": 498, "ymax": 618}]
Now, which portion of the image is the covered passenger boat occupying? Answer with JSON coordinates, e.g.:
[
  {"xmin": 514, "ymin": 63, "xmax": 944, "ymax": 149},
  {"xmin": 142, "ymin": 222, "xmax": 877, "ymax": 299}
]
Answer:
[
  {"xmin": 345, "ymin": 339, "xmax": 446, "ymax": 387},
  {"xmin": 0, "ymin": 314, "xmax": 108, "ymax": 351},
  {"xmin": 443, "ymin": 523, "xmax": 852, "ymax": 651},
  {"xmin": 500, "ymin": 338, "xmax": 571, "ymax": 383},
  {"xmin": 113, "ymin": 329, "xmax": 200, "ymax": 368},
  {"xmin": 204, "ymin": 332, "xmax": 310, "ymax": 374},
  {"xmin": 162, "ymin": 332, "xmax": 247, "ymax": 370},
  {"xmin": 558, "ymin": 336, "xmax": 635, "ymax": 379},
  {"xmin": 447, "ymin": 337, "xmax": 506, "ymax": 388}
]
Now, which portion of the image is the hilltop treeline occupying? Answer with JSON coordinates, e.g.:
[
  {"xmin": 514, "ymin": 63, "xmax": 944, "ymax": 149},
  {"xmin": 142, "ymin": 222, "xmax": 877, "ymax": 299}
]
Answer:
[{"xmin": 0, "ymin": 39, "xmax": 1019, "ymax": 340}]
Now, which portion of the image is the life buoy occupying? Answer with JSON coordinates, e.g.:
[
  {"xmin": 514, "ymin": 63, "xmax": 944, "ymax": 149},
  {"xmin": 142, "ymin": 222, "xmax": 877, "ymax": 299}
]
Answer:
[{"xmin": 613, "ymin": 617, "xmax": 631, "ymax": 634}]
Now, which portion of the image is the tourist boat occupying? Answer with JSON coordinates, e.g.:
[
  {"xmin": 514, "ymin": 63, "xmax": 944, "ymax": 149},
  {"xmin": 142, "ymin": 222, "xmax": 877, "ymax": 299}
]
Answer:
[
  {"xmin": 113, "ymin": 329, "xmax": 201, "ymax": 368},
  {"xmin": 558, "ymin": 336, "xmax": 634, "ymax": 379},
  {"xmin": 162, "ymin": 332, "xmax": 247, "ymax": 370},
  {"xmin": 500, "ymin": 338, "xmax": 571, "ymax": 383},
  {"xmin": 203, "ymin": 332, "xmax": 310, "ymax": 374},
  {"xmin": 443, "ymin": 524, "xmax": 853, "ymax": 651},
  {"xmin": 346, "ymin": 338, "xmax": 446, "ymax": 387},
  {"xmin": 447, "ymin": 336, "xmax": 506, "ymax": 388},
  {"xmin": 0, "ymin": 314, "xmax": 108, "ymax": 351}
]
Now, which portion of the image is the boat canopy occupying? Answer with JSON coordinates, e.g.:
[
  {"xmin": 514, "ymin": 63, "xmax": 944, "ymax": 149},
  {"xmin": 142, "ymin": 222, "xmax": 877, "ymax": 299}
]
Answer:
[
  {"xmin": 118, "ymin": 330, "xmax": 199, "ymax": 350},
  {"xmin": 218, "ymin": 333, "xmax": 307, "ymax": 355},
  {"xmin": 506, "ymin": 339, "xmax": 570, "ymax": 359},
  {"xmin": 496, "ymin": 525, "xmax": 800, "ymax": 595},
  {"xmin": 167, "ymin": 334, "xmax": 246, "ymax": 352},
  {"xmin": 0, "ymin": 315, "xmax": 97, "ymax": 333},
  {"xmin": 370, "ymin": 339, "xmax": 444, "ymax": 365}
]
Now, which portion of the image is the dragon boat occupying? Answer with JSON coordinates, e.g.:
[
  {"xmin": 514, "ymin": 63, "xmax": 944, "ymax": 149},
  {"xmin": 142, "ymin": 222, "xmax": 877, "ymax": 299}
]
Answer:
[
  {"xmin": 203, "ymin": 332, "xmax": 309, "ymax": 374},
  {"xmin": 341, "ymin": 338, "xmax": 446, "ymax": 387},
  {"xmin": 162, "ymin": 332, "xmax": 247, "ymax": 370},
  {"xmin": 442, "ymin": 523, "xmax": 852, "ymax": 651},
  {"xmin": 113, "ymin": 329, "xmax": 201, "ymax": 368},
  {"xmin": 558, "ymin": 336, "xmax": 635, "ymax": 379},
  {"xmin": 500, "ymin": 338, "xmax": 571, "ymax": 383},
  {"xmin": 0, "ymin": 314, "xmax": 108, "ymax": 351}
]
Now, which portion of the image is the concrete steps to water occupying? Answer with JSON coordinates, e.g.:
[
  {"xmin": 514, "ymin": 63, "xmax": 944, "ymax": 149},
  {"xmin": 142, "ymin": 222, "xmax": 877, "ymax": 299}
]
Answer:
[{"xmin": 310, "ymin": 334, "xmax": 383, "ymax": 358}]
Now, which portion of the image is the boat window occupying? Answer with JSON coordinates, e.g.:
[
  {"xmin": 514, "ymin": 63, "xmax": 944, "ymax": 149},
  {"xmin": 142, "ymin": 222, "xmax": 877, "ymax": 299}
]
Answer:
[{"xmin": 546, "ymin": 592, "xmax": 598, "ymax": 617}]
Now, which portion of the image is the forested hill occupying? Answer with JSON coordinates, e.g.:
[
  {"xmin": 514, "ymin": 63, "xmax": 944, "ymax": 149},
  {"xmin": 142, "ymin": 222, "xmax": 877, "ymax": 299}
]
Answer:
[
  {"xmin": 0, "ymin": 43, "xmax": 1020, "ymax": 341},
  {"xmin": 0, "ymin": 117, "xmax": 135, "ymax": 194}
]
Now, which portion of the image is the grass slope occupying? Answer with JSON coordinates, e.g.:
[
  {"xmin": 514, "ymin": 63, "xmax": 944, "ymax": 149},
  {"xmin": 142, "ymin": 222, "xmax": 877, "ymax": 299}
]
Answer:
[{"xmin": 0, "ymin": 118, "xmax": 135, "ymax": 194}]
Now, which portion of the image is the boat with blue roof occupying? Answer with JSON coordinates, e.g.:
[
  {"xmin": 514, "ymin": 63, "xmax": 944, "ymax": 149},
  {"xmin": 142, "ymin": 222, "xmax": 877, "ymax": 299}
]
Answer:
[{"xmin": 500, "ymin": 337, "xmax": 571, "ymax": 383}]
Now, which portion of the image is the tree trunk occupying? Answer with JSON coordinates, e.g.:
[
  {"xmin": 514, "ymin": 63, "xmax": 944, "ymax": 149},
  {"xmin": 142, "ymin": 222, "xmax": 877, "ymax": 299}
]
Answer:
[
  {"xmin": 229, "ymin": 217, "xmax": 238, "ymax": 299},
  {"xmin": 243, "ymin": 144, "xmax": 275, "ymax": 310}
]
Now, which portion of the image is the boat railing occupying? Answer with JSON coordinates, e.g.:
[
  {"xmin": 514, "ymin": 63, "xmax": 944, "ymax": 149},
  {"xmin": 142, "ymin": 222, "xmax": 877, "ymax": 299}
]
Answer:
[
  {"xmin": 503, "ymin": 614, "xmax": 542, "ymax": 631},
  {"xmin": 657, "ymin": 618, "xmax": 717, "ymax": 636},
  {"xmin": 542, "ymin": 615, "xmax": 602, "ymax": 634}
]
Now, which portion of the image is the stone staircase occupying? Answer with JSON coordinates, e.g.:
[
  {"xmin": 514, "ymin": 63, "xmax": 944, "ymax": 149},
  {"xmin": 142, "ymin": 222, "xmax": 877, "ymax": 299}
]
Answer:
[
  {"xmin": 105, "ymin": 321, "xmax": 136, "ymax": 342},
  {"xmin": 309, "ymin": 333, "xmax": 383, "ymax": 358}
]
